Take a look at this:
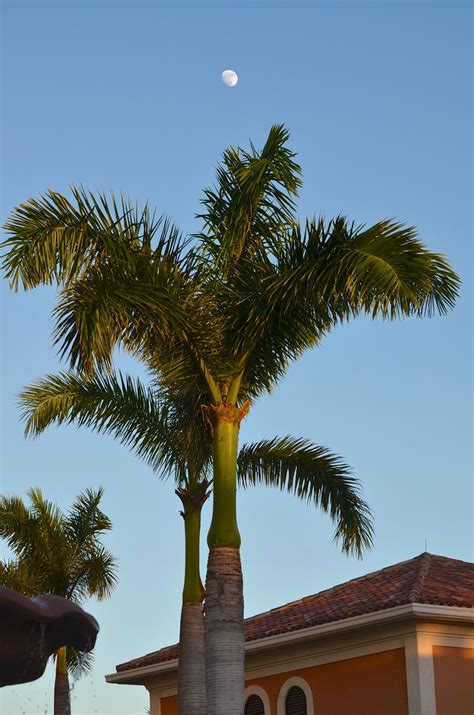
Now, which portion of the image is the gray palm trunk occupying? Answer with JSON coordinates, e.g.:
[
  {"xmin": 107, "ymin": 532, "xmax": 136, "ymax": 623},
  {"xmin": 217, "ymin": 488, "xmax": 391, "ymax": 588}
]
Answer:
[
  {"xmin": 176, "ymin": 485, "xmax": 208, "ymax": 714},
  {"xmin": 177, "ymin": 602, "xmax": 207, "ymax": 714},
  {"xmin": 205, "ymin": 547, "xmax": 245, "ymax": 715}
]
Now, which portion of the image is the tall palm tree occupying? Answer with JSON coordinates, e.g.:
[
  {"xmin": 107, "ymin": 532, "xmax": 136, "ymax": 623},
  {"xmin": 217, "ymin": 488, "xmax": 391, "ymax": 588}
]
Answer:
[
  {"xmin": 0, "ymin": 487, "xmax": 117, "ymax": 715},
  {"xmin": 2, "ymin": 125, "xmax": 460, "ymax": 712},
  {"xmin": 19, "ymin": 370, "xmax": 373, "ymax": 715}
]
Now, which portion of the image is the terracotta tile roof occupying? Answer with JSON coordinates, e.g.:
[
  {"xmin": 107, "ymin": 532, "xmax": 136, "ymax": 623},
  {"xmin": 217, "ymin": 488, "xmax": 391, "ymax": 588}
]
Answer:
[{"xmin": 116, "ymin": 552, "xmax": 473, "ymax": 673}]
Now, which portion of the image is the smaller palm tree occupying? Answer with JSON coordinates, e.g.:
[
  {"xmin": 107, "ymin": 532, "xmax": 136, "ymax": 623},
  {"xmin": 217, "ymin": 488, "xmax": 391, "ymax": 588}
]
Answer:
[{"xmin": 0, "ymin": 487, "xmax": 117, "ymax": 715}]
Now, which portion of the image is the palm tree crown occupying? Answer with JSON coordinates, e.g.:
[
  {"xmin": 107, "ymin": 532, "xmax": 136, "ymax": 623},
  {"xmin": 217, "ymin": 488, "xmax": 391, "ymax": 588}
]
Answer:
[
  {"xmin": 0, "ymin": 487, "xmax": 117, "ymax": 682},
  {"xmin": 2, "ymin": 125, "xmax": 459, "ymax": 407},
  {"xmin": 0, "ymin": 486, "xmax": 117, "ymax": 603}
]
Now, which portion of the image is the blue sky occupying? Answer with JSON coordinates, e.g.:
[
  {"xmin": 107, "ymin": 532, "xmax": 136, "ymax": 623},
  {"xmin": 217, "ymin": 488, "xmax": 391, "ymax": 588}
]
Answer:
[{"xmin": 1, "ymin": 2, "xmax": 472, "ymax": 713}]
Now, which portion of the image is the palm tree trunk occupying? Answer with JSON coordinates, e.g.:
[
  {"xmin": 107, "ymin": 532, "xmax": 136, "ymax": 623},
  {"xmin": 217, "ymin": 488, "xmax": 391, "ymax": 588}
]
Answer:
[
  {"xmin": 205, "ymin": 404, "xmax": 246, "ymax": 715},
  {"xmin": 54, "ymin": 646, "xmax": 70, "ymax": 715},
  {"xmin": 205, "ymin": 546, "xmax": 244, "ymax": 715},
  {"xmin": 176, "ymin": 484, "xmax": 208, "ymax": 715},
  {"xmin": 178, "ymin": 602, "xmax": 206, "ymax": 714}
]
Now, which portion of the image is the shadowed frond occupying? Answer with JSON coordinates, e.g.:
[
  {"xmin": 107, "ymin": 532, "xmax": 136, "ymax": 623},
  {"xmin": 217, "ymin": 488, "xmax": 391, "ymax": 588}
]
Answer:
[
  {"xmin": 68, "ymin": 648, "xmax": 95, "ymax": 682},
  {"xmin": 238, "ymin": 437, "xmax": 373, "ymax": 557}
]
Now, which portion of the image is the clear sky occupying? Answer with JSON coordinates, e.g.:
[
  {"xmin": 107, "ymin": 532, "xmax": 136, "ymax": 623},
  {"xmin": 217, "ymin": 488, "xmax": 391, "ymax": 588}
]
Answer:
[{"xmin": 1, "ymin": 2, "xmax": 472, "ymax": 713}]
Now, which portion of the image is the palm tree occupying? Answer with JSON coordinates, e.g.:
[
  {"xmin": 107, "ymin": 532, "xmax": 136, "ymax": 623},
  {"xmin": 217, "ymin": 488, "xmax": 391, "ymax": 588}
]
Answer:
[
  {"xmin": 19, "ymin": 370, "xmax": 373, "ymax": 714},
  {"xmin": 0, "ymin": 487, "xmax": 117, "ymax": 715},
  {"xmin": 1, "ymin": 125, "xmax": 459, "ymax": 713}
]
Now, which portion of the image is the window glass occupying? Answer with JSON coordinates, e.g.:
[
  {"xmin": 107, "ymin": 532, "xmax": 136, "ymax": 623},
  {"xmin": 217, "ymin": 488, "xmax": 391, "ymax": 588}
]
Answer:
[
  {"xmin": 245, "ymin": 693, "xmax": 265, "ymax": 715},
  {"xmin": 285, "ymin": 685, "xmax": 307, "ymax": 715}
]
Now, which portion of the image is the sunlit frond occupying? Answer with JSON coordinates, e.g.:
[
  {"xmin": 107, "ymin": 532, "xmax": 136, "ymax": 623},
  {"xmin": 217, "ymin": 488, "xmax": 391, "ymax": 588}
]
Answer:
[
  {"xmin": 1, "ymin": 187, "xmax": 182, "ymax": 290},
  {"xmin": 0, "ymin": 559, "xmax": 42, "ymax": 595},
  {"xmin": 231, "ymin": 217, "xmax": 459, "ymax": 397},
  {"xmin": 197, "ymin": 124, "xmax": 301, "ymax": 274}
]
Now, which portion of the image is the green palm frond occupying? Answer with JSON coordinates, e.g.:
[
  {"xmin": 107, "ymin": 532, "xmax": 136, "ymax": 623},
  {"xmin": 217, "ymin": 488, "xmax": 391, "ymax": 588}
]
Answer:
[
  {"xmin": 0, "ymin": 495, "xmax": 37, "ymax": 557},
  {"xmin": 27, "ymin": 487, "xmax": 63, "ymax": 530},
  {"xmin": 0, "ymin": 559, "xmax": 42, "ymax": 595},
  {"xmin": 19, "ymin": 371, "xmax": 212, "ymax": 481},
  {"xmin": 267, "ymin": 218, "xmax": 459, "ymax": 320},
  {"xmin": 51, "ymin": 250, "xmax": 191, "ymax": 375},
  {"xmin": 66, "ymin": 487, "xmax": 112, "ymax": 552},
  {"xmin": 69, "ymin": 545, "xmax": 118, "ymax": 601},
  {"xmin": 197, "ymin": 124, "xmax": 301, "ymax": 274},
  {"xmin": 231, "ymin": 217, "xmax": 459, "ymax": 397},
  {"xmin": 1, "ymin": 187, "xmax": 182, "ymax": 290},
  {"xmin": 237, "ymin": 437, "xmax": 373, "ymax": 557},
  {"xmin": 2, "ymin": 187, "xmax": 225, "ymax": 397}
]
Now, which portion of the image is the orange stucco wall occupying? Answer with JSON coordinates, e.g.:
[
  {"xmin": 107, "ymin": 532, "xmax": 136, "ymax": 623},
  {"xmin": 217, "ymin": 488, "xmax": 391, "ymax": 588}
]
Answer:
[
  {"xmin": 160, "ymin": 694, "xmax": 178, "ymax": 715},
  {"xmin": 159, "ymin": 648, "xmax": 408, "ymax": 715},
  {"xmin": 433, "ymin": 645, "xmax": 474, "ymax": 715},
  {"xmin": 247, "ymin": 647, "xmax": 408, "ymax": 715}
]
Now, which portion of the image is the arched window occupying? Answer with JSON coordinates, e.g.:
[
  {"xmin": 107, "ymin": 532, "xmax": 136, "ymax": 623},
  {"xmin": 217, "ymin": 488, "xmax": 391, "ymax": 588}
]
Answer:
[
  {"xmin": 244, "ymin": 685, "xmax": 271, "ymax": 715},
  {"xmin": 245, "ymin": 693, "xmax": 265, "ymax": 715},
  {"xmin": 285, "ymin": 685, "xmax": 307, "ymax": 714},
  {"xmin": 277, "ymin": 677, "xmax": 314, "ymax": 715}
]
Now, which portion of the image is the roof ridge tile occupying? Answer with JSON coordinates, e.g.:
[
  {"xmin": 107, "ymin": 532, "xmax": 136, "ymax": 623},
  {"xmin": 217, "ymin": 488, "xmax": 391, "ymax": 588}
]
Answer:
[{"xmin": 408, "ymin": 552, "xmax": 432, "ymax": 603}]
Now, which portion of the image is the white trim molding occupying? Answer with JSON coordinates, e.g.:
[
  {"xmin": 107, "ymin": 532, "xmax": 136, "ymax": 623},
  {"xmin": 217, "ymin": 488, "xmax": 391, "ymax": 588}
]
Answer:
[
  {"xmin": 106, "ymin": 604, "xmax": 473, "ymax": 685},
  {"xmin": 277, "ymin": 676, "xmax": 314, "ymax": 715},
  {"xmin": 244, "ymin": 684, "xmax": 271, "ymax": 714}
]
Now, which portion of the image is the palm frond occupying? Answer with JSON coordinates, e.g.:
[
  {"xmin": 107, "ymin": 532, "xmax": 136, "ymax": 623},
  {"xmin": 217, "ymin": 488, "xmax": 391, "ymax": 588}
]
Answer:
[
  {"xmin": 70, "ymin": 545, "xmax": 118, "ymax": 601},
  {"xmin": 231, "ymin": 218, "xmax": 459, "ymax": 397},
  {"xmin": 0, "ymin": 495, "xmax": 39, "ymax": 559},
  {"xmin": 2, "ymin": 187, "xmax": 224, "ymax": 397},
  {"xmin": 26, "ymin": 487, "xmax": 63, "ymax": 529},
  {"xmin": 66, "ymin": 488, "xmax": 112, "ymax": 549},
  {"xmin": 68, "ymin": 647, "xmax": 95, "ymax": 681},
  {"xmin": 238, "ymin": 437, "xmax": 373, "ymax": 557},
  {"xmin": 1, "ymin": 187, "xmax": 182, "ymax": 290},
  {"xmin": 51, "ymin": 252, "xmax": 190, "ymax": 375},
  {"xmin": 197, "ymin": 124, "xmax": 301, "ymax": 274},
  {"xmin": 269, "ymin": 218, "xmax": 459, "ymax": 320},
  {"xmin": 0, "ymin": 558, "xmax": 43, "ymax": 595},
  {"xmin": 19, "ymin": 371, "xmax": 209, "ymax": 480}
]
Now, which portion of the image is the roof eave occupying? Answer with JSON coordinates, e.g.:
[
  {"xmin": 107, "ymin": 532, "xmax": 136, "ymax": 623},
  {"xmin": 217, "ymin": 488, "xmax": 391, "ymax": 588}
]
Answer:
[{"xmin": 105, "ymin": 602, "xmax": 474, "ymax": 686}]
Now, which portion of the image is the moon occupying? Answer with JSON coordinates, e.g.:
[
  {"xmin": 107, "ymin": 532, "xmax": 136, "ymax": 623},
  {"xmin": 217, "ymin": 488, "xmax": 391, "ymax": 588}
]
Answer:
[{"xmin": 222, "ymin": 69, "xmax": 238, "ymax": 87}]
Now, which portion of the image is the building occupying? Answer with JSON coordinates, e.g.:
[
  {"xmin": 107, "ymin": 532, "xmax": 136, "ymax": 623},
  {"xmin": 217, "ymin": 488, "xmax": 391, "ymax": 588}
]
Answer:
[{"xmin": 106, "ymin": 553, "xmax": 474, "ymax": 714}]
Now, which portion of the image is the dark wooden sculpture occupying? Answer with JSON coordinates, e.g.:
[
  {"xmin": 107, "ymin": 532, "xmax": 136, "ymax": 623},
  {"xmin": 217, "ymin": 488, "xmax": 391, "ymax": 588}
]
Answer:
[{"xmin": 0, "ymin": 586, "xmax": 99, "ymax": 686}]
